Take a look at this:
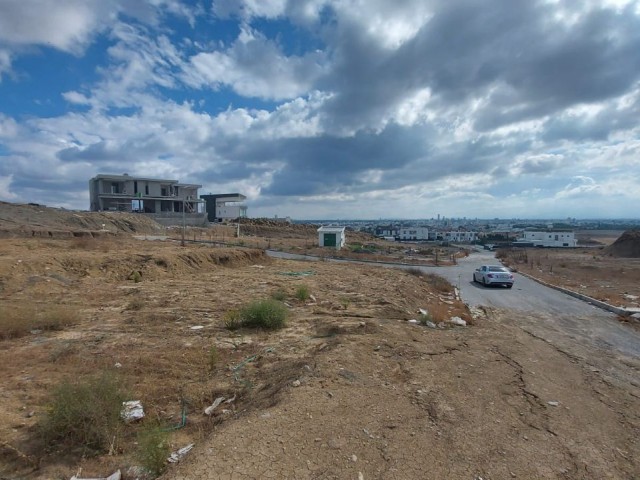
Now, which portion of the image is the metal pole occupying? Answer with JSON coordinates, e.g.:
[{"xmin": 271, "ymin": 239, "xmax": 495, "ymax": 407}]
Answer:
[{"xmin": 181, "ymin": 198, "xmax": 186, "ymax": 247}]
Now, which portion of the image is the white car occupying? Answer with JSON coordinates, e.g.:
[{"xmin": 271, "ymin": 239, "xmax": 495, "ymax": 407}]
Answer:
[{"xmin": 473, "ymin": 265, "xmax": 514, "ymax": 288}]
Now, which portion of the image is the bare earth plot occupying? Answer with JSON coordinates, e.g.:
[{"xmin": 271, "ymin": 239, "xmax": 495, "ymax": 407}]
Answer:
[
  {"xmin": 499, "ymin": 246, "xmax": 640, "ymax": 311},
  {"xmin": 0, "ymin": 235, "xmax": 638, "ymax": 480}
]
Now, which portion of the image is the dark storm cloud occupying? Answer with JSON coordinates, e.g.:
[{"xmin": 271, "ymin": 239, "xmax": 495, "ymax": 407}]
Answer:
[
  {"xmin": 317, "ymin": 0, "xmax": 640, "ymax": 134},
  {"xmin": 208, "ymin": 123, "xmax": 431, "ymax": 196},
  {"xmin": 541, "ymin": 95, "xmax": 640, "ymax": 143}
]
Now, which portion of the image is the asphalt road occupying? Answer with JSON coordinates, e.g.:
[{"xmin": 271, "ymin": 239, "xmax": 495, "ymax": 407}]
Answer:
[
  {"xmin": 423, "ymin": 250, "xmax": 604, "ymax": 316},
  {"xmin": 268, "ymin": 249, "xmax": 640, "ymax": 361}
]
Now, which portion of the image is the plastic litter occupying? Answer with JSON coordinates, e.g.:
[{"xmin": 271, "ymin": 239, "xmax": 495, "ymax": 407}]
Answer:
[
  {"xmin": 204, "ymin": 397, "xmax": 225, "ymax": 416},
  {"xmin": 450, "ymin": 317, "xmax": 467, "ymax": 326},
  {"xmin": 167, "ymin": 443, "xmax": 195, "ymax": 463},
  {"xmin": 189, "ymin": 325, "xmax": 204, "ymax": 330},
  {"xmin": 547, "ymin": 401, "xmax": 560, "ymax": 407},
  {"xmin": 120, "ymin": 401, "xmax": 144, "ymax": 423},
  {"xmin": 70, "ymin": 470, "xmax": 121, "ymax": 480},
  {"xmin": 408, "ymin": 319, "xmax": 419, "ymax": 324}
]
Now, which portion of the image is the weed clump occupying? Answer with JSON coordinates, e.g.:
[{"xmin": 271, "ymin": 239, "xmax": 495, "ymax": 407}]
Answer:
[
  {"xmin": 136, "ymin": 424, "xmax": 170, "ymax": 477},
  {"xmin": 224, "ymin": 299, "xmax": 288, "ymax": 330},
  {"xmin": 40, "ymin": 372, "xmax": 128, "ymax": 453},
  {"xmin": 295, "ymin": 285, "xmax": 310, "ymax": 301}
]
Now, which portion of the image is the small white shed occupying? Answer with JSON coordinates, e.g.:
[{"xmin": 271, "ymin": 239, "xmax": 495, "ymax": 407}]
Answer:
[{"xmin": 317, "ymin": 226, "xmax": 346, "ymax": 249}]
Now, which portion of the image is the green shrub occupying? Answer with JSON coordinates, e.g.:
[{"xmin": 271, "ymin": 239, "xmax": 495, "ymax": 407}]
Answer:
[
  {"xmin": 129, "ymin": 271, "xmax": 142, "ymax": 283},
  {"xmin": 40, "ymin": 372, "xmax": 128, "ymax": 453},
  {"xmin": 295, "ymin": 285, "xmax": 310, "ymax": 301},
  {"xmin": 240, "ymin": 299, "xmax": 288, "ymax": 329},
  {"xmin": 136, "ymin": 424, "xmax": 170, "ymax": 477}
]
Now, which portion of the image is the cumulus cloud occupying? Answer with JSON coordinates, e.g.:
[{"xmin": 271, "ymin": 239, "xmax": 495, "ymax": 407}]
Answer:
[
  {"xmin": 0, "ymin": 174, "xmax": 18, "ymax": 201},
  {"xmin": 184, "ymin": 26, "xmax": 326, "ymax": 100},
  {"xmin": 1, "ymin": 0, "xmax": 640, "ymax": 217}
]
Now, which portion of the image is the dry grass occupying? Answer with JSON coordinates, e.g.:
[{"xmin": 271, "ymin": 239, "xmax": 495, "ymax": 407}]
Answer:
[
  {"xmin": 424, "ymin": 273, "xmax": 454, "ymax": 293},
  {"xmin": 0, "ymin": 304, "xmax": 81, "ymax": 339},
  {"xmin": 69, "ymin": 236, "xmax": 114, "ymax": 252},
  {"xmin": 428, "ymin": 302, "xmax": 451, "ymax": 323}
]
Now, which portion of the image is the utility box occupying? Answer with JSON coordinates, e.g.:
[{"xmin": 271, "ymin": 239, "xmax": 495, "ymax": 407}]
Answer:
[{"xmin": 317, "ymin": 226, "xmax": 346, "ymax": 249}]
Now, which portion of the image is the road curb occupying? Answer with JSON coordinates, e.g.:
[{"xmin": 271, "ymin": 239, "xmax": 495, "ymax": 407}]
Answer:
[{"xmin": 516, "ymin": 271, "xmax": 640, "ymax": 321}]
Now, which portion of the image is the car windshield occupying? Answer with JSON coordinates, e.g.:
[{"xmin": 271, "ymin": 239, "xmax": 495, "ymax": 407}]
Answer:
[{"xmin": 488, "ymin": 266, "xmax": 507, "ymax": 272}]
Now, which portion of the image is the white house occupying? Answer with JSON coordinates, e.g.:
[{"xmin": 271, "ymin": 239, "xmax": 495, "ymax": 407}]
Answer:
[
  {"xmin": 518, "ymin": 231, "xmax": 577, "ymax": 247},
  {"xmin": 318, "ymin": 226, "xmax": 346, "ymax": 249},
  {"xmin": 398, "ymin": 227, "xmax": 429, "ymax": 241},
  {"xmin": 200, "ymin": 193, "xmax": 247, "ymax": 222},
  {"xmin": 432, "ymin": 230, "xmax": 478, "ymax": 243}
]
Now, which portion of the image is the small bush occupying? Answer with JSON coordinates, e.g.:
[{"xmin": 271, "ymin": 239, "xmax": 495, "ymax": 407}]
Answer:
[
  {"xmin": 427, "ymin": 303, "xmax": 450, "ymax": 323},
  {"xmin": 271, "ymin": 289, "xmax": 287, "ymax": 301},
  {"xmin": 136, "ymin": 424, "xmax": 170, "ymax": 477},
  {"xmin": 40, "ymin": 372, "xmax": 128, "ymax": 453},
  {"xmin": 224, "ymin": 299, "xmax": 288, "ymax": 330},
  {"xmin": 295, "ymin": 285, "xmax": 310, "ymax": 301},
  {"xmin": 129, "ymin": 271, "xmax": 142, "ymax": 283},
  {"xmin": 240, "ymin": 299, "xmax": 288, "ymax": 329},
  {"xmin": 223, "ymin": 309, "xmax": 242, "ymax": 330}
]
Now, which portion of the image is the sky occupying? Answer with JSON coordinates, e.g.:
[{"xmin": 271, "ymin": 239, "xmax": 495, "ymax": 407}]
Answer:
[{"xmin": 0, "ymin": 0, "xmax": 639, "ymax": 220}]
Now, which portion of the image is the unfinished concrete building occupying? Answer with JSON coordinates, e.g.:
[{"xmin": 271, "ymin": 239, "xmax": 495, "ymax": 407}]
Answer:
[
  {"xmin": 200, "ymin": 193, "xmax": 247, "ymax": 222},
  {"xmin": 89, "ymin": 174, "xmax": 206, "ymax": 226}
]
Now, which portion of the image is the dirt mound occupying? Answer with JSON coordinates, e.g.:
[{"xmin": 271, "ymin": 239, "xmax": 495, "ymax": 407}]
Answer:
[
  {"xmin": 238, "ymin": 218, "xmax": 319, "ymax": 239},
  {"xmin": 0, "ymin": 201, "xmax": 165, "ymax": 238},
  {"xmin": 237, "ymin": 218, "xmax": 379, "ymax": 244},
  {"xmin": 604, "ymin": 230, "xmax": 640, "ymax": 258}
]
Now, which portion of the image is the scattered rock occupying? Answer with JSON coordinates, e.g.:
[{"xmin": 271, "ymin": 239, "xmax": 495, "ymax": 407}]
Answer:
[
  {"xmin": 425, "ymin": 321, "xmax": 437, "ymax": 329},
  {"xmin": 351, "ymin": 454, "xmax": 358, "ymax": 462},
  {"xmin": 408, "ymin": 319, "xmax": 419, "ymax": 324},
  {"xmin": 547, "ymin": 401, "xmax": 560, "ymax": 407},
  {"xmin": 449, "ymin": 317, "xmax": 466, "ymax": 326},
  {"xmin": 292, "ymin": 380, "xmax": 301, "ymax": 387}
]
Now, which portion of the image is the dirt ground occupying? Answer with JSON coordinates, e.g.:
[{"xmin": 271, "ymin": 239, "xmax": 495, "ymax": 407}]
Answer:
[
  {"xmin": 1, "ymin": 235, "xmax": 639, "ymax": 479},
  {"xmin": 499, "ymin": 247, "xmax": 640, "ymax": 310},
  {"xmin": 1, "ymin": 206, "xmax": 638, "ymax": 479}
]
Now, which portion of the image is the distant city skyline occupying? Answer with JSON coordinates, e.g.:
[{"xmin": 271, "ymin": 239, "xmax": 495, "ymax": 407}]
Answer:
[{"xmin": 1, "ymin": 1, "xmax": 639, "ymax": 219}]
